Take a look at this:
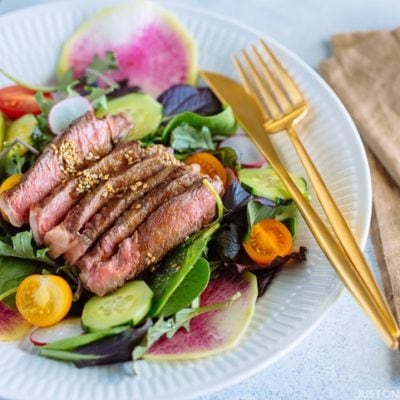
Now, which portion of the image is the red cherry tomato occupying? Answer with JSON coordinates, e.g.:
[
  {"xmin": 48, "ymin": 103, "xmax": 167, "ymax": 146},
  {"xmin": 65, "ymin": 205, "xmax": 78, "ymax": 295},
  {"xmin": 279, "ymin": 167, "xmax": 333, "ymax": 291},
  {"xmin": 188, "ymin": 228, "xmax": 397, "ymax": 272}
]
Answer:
[{"xmin": 0, "ymin": 85, "xmax": 52, "ymax": 119}]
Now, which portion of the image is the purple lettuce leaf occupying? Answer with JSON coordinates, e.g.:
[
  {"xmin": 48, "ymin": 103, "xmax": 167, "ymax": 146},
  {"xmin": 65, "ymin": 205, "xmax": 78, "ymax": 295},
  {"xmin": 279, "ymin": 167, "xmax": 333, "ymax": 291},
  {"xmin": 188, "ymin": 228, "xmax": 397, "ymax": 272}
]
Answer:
[{"xmin": 157, "ymin": 84, "xmax": 222, "ymax": 117}]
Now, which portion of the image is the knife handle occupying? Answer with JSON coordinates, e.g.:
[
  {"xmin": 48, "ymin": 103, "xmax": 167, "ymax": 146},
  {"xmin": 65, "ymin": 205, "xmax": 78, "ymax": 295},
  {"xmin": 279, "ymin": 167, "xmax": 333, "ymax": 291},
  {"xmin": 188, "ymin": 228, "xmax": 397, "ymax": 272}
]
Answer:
[
  {"xmin": 286, "ymin": 125, "xmax": 399, "ymax": 339},
  {"xmin": 255, "ymin": 131, "xmax": 399, "ymax": 349}
]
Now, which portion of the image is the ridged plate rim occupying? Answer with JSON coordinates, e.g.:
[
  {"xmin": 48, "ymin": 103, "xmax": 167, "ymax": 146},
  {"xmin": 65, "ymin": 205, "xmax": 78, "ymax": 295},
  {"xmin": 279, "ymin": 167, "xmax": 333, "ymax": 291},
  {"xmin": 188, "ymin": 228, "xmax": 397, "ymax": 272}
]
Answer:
[{"xmin": 0, "ymin": 1, "xmax": 371, "ymax": 399}]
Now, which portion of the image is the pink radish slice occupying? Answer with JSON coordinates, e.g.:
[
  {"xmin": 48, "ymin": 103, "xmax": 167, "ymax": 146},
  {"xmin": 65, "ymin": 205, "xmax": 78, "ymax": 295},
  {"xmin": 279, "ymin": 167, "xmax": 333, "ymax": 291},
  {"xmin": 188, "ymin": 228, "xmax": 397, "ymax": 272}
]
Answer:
[
  {"xmin": 144, "ymin": 270, "xmax": 257, "ymax": 360},
  {"xmin": 0, "ymin": 302, "xmax": 31, "ymax": 341},
  {"xmin": 225, "ymin": 167, "xmax": 238, "ymax": 186},
  {"xmin": 48, "ymin": 96, "xmax": 93, "ymax": 134},
  {"xmin": 220, "ymin": 135, "xmax": 267, "ymax": 168},
  {"xmin": 30, "ymin": 317, "xmax": 83, "ymax": 346},
  {"xmin": 57, "ymin": 2, "xmax": 197, "ymax": 98}
]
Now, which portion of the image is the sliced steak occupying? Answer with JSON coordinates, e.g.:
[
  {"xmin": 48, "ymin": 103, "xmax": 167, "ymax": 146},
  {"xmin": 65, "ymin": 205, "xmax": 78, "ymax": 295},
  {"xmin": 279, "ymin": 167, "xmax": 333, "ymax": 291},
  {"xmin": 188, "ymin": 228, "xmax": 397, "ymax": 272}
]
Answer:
[
  {"xmin": 63, "ymin": 165, "xmax": 185, "ymax": 264},
  {"xmin": 45, "ymin": 150, "xmax": 178, "ymax": 258},
  {"xmin": 80, "ymin": 176, "xmax": 224, "ymax": 296},
  {"xmin": 0, "ymin": 111, "xmax": 132, "ymax": 227},
  {"xmin": 78, "ymin": 166, "xmax": 202, "ymax": 272},
  {"xmin": 30, "ymin": 142, "xmax": 165, "ymax": 244}
]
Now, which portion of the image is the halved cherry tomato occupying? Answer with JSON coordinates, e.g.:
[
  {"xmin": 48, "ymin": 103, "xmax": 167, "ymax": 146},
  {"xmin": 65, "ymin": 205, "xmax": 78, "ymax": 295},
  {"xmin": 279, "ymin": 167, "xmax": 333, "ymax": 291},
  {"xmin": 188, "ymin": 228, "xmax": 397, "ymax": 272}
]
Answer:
[
  {"xmin": 0, "ymin": 86, "xmax": 51, "ymax": 119},
  {"xmin": 0, "ymin": 174, "xmax": 23, "ymax": 221},
  {"xmin": 16, "ymin": 275, "xmax": 72, "ymax": 327},
  {"xmin": 243, "ymin": 219, "xmax": 292, "ymax": 266},
  {"xmin": 0, "ymin": 173, "xmax": 23, "ymax": 194},
  {"xmin": 184, "ymin": 152, "xmax": 228, "ymax": 187}
]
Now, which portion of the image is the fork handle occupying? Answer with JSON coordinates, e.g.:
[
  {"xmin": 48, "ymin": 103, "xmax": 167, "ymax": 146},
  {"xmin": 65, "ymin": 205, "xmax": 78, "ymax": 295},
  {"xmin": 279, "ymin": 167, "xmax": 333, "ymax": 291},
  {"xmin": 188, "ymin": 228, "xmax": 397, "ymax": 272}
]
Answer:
[
  {"xmin": 252, "ymin": 128, "xmax": 398, "ymax": 348},
  {"xmin": 286, "ymin": 125, "xmax": 400, "ymax": 338}
]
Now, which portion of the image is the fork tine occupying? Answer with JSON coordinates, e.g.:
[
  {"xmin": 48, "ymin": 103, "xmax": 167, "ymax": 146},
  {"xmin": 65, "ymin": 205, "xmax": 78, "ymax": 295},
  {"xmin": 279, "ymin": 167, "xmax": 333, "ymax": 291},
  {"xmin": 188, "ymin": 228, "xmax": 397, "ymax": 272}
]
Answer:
[
  {"xmin": 240, "ymin": 50, "xmax": 282, "ymax": 119},
  {"xmin": 260, "ymin": 39, "xmax": 304, "ymax": 105},
  {"xmin": 251, "ymin": 45, "xmax": 293, "ymax": 114},
  {"xmin": 233, "ymin": 55, "xmax": 272, "ymax": 120}
]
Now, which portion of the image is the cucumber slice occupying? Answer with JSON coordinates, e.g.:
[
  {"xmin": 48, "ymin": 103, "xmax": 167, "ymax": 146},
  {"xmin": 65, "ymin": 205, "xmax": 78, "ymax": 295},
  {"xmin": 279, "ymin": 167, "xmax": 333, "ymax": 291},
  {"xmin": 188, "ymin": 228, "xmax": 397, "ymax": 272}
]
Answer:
[
  {"xmin": 0, "ymin": 112, "xmax": 6, "ymax": 152},
  {"xmin": 5, "ymin": 113, "xmax": 37, "ymax": 156},
  {"xmin": 238, "ymin": 166, "xmax": 308, "ymax": 202},
  {"xmin": 97, "ymin": 93, "xmax": 163, "ymax": 141},
  {"xmin": 82, "ymin": 280, "xmax": 153, "ymax": 332}
]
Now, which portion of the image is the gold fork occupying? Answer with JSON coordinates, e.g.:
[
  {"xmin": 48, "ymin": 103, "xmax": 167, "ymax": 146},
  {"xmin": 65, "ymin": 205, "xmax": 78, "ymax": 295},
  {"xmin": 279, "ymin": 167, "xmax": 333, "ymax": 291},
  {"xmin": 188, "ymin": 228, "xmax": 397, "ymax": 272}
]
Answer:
[{"xmin": 232, "ymin": 40, "xmax": 400, "ymax": 345}]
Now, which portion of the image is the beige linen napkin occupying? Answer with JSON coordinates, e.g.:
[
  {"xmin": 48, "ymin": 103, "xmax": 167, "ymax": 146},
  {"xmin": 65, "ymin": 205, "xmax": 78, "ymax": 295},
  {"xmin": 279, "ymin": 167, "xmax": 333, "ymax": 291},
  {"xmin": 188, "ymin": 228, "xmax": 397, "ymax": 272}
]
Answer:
[{"xmin": 320, "ymin": 28, "xmax": 400, "ymax": 321}]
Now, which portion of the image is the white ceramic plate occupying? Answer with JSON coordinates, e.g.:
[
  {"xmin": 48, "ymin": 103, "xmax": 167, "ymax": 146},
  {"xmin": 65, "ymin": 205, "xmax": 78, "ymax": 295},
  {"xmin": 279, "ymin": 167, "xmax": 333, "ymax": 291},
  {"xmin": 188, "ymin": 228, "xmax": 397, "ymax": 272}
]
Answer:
[{"xmin": 0, "ymin": 1, "xmax": 371, "ymax": 399}]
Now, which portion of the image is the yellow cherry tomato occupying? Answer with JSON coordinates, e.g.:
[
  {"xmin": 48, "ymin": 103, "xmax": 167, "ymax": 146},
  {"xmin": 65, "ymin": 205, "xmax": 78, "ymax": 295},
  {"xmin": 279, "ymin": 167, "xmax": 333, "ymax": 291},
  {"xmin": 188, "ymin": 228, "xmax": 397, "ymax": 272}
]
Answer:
[
  {"xmin": 0, "ymin": 173, "xmax": 23, "ymax": 194},
  {"xmin": 16, "ymin": 275, "xmax": 72, "ymax": 327},
  {"xmin": 0, "ymin": 173, "xmax": 23, "ymax": 221}
]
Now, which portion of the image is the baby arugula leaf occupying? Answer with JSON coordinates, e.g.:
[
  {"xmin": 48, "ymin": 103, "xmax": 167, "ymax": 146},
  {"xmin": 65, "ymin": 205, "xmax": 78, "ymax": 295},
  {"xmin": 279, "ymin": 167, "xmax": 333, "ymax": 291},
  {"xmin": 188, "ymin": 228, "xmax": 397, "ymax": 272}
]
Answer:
[
  {"xmin": 84, "ymin": 51, "xmax": 118, "ymax": 85},
  {"xmin": 0, "ymin": 231, "xmax": 53, "ymax": 265}
]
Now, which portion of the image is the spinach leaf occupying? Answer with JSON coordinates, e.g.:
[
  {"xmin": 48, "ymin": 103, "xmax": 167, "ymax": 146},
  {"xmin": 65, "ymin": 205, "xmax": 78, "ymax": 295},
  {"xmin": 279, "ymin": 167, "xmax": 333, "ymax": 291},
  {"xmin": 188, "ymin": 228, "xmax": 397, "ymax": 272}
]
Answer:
[
  {"xmin": 148, "ymin": 224, "xmax": 218, "ymax": 317},
  {"xmin": 149, "ymin": 237, "xmax": 208, "ymax": 316},
  {"xmin": 160, "ymin": 258, "xmax": 210, "ymax": 317},
  {"xmin": 0, "ymin": 257, "xmax": 40, "ymax": 296},
  {"xmin": 170, "ymin": 124, "xmax": 215, "ymax": 153},
  {"xmin": 0, "ymin": 231, "xmax": 53, "ymax": 265},
  {"xmin": 162, "ymin": 106, "xmax": 236, "ymax": 141}
]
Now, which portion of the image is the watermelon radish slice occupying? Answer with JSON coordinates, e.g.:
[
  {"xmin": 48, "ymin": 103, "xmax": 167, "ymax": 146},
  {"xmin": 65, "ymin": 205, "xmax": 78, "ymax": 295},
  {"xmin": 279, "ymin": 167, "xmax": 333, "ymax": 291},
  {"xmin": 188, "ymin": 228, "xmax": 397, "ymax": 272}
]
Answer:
[
  {"xmin": 144, "ymin": 270, "xmax": 257, "ymax": 360},
  {"xmin": 220, "ymin": 134, "xmax": 268, "ymax": 167},
  {"xmin": 58, "ymin": 2, "xmax": 197, "ymax": 98},
  {"xmin": 0, "ymin": 302, "xmax": 31, "ymax": 341},
  {"xmin": 48, "ymin": 96, "xmax": 93, "ymax": 134},
  {"xmin": 30, "ymin": 318, "xmax": 83, "ymax": 347}
]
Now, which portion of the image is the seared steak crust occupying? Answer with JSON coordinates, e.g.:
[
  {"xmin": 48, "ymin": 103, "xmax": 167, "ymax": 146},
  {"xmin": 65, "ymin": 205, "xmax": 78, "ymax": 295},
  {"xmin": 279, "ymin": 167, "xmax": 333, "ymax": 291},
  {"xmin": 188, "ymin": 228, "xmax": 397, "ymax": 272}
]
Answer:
[
  {"xmin": 29, "ymin": 141, "xmax": 152, "ymax": 243},
  {"xmin": 78, "ymin": 166, "xmax": 202, "ymax": 274},
  {"xmin": 80, "ymin": 177, "xmax": 224, "ymax": 296},
  {"xmin": 0, "ymin": 111, "xmax": 132, "ymax": 227},
  {"xmin": 63, "ymin": 165, "xmax": 185, "ymax": 264},
  {"xmin": 44, "ymin": 150, "xmax": 178, "ymax": 258}
]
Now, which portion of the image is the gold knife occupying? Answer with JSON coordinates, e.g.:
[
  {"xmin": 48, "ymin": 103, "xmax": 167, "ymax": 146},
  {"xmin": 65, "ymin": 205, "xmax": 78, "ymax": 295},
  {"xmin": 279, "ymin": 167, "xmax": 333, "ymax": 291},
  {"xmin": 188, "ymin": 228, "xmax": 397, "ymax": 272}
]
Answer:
[{"xmin": 201, "ymin": 70, "xmax": 399, "ymax": 349}]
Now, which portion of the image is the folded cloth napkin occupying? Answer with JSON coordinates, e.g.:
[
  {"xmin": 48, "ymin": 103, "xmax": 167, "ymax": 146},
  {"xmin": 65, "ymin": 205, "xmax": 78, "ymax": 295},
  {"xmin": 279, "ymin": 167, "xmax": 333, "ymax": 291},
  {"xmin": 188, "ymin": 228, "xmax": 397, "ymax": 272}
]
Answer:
[{"xmin": 320, "ymin": 28, "xmax": 400, "ymax": 321}]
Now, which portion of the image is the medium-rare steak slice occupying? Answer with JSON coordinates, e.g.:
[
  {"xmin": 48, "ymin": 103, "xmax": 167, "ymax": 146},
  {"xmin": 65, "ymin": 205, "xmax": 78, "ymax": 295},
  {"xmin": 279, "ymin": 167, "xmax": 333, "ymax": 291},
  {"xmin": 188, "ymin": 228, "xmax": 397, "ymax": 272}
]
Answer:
[
  {"xmin": 80, "ymin": 176, "xmax": 224, "ymax": 296},
  {"xmin": 45, "ymin": 150, "xmax": 178, "ymax": 258},
  {"xmin": 29, "ymin": 142, "xmax": 165, "ymax": 244},
  {"xmin": 0, "ymin": 111, "xmax": 132, "ymax": 227},
  {"xmin": 63, "ymin": 165, "xmax": 186, "ymax": 264},
  {"xmin": 78, "ymin": 166, "xmax": 202, "ymax": 273}
]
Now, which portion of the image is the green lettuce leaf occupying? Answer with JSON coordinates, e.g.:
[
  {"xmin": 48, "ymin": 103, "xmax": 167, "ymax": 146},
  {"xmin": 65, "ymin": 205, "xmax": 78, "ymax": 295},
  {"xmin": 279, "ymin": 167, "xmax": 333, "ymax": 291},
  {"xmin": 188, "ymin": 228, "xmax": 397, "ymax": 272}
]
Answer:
[
  {"xmin": 170, "ymin": 124, "xmax": 215, "ymax": 153},
  {"xmin": 160, "ymin": 258, "xmax": 210, "ymax": 317},
  {"xmin": 0, "ymin": 231, "xmax": 53, "ymax": 265},
  {"xmin": 148, "ymin": 224, "xmax": 218, "ymax": 317},
  {"xmin": 162, "ymin": 106, "xmax": 236, "ymax": 141}
]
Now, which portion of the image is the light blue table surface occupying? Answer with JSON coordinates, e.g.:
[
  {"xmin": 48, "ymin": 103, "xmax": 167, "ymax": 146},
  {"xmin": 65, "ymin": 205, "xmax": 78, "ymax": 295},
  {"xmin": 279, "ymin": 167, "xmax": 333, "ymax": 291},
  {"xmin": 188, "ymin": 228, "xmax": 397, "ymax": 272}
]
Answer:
[{"xmin": 1, "ymin": 0, "xmax": 400, "ymax": 399}]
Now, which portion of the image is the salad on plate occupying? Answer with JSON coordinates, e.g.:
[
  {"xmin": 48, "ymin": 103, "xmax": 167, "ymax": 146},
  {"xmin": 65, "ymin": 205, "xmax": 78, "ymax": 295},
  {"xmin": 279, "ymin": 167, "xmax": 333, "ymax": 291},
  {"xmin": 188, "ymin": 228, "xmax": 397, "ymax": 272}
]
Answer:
[{"xmin": 0, "ymin": 1, "xmax": 308, "ymax": 368}]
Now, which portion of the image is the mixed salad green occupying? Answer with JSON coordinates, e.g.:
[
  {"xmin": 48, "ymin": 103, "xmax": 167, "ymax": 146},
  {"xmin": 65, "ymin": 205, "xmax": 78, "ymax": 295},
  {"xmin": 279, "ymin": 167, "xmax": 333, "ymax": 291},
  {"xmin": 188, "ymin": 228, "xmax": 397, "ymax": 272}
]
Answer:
[{"xmin": 0, "ymin": 2, "xmax": 308, "ymax": 368}]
